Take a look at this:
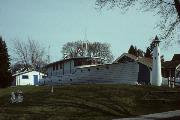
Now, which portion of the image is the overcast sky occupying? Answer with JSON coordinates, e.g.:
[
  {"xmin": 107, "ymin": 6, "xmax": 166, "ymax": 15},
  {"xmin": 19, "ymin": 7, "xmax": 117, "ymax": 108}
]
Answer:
[{"xmin": 0, "ymin": 0, "xmax": 179, "ymax": 62}]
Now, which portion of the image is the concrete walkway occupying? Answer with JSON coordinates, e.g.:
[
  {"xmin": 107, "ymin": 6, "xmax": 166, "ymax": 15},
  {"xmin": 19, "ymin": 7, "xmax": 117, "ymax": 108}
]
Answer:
[{"xmin": 113, "ymin": 110, "xmax": 180, "ymax": 120}]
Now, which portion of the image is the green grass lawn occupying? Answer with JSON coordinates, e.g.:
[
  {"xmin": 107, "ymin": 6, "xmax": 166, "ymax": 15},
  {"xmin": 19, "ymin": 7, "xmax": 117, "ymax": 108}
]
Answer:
[{"xmin": 0, "ymin": 84, "xmax": 180, "ymax": 120}]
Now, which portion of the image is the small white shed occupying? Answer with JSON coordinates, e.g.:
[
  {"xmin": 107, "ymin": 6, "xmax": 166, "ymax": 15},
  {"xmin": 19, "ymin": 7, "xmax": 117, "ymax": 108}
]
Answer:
[{"xmin": 13, "ymin": 70, "xmax": 45, "ymax": 85}]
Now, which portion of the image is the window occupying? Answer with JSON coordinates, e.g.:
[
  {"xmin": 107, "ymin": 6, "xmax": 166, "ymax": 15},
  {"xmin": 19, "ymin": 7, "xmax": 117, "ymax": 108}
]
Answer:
[
  {"xmin": 42, "ymin": 76, "xmax": 46, "ymax": 79},
  {"xmin": 74, "ymin": 59, "xmax": 83, "ymax": 66},
  {"xmin": 96, "ymin": 68, "xmax": 99, "ymax": 70},
  {"xmin": 92, "ymin": 60, "xmax": 96, "ymax": 64},
  {"xmin": 22, "ymin": 75, "xmax": 29, "ymax": 79},
  {"xmin": 60, "ymin": 63, "xmax": 62, "ymax": 69},
  {"xmin": 53, "ymin": 65, "xmax": 55, "ymax": 71},
  {"xmin": 56, "ymin": 64, "xmax": 58, "ymax": 70},
  {"xmin": 106, "ymin": 66, "xmax": 109, "ymax": 69},
  {"xmin": 88, "ymin": 69, "xmax": 90, "ymax": 71}
]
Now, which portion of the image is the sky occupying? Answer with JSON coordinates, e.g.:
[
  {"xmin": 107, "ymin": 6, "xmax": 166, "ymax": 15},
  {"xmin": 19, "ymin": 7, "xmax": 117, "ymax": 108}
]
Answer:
[{"xmin": 0, "ymin": 0, "xmax": 179, "ymax": 63}]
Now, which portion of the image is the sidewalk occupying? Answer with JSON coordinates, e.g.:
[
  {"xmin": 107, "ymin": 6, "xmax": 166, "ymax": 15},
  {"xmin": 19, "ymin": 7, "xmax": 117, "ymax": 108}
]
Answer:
[{"xmin": 113, "ymin": 110, "xmax": 180, "ymax": 120}]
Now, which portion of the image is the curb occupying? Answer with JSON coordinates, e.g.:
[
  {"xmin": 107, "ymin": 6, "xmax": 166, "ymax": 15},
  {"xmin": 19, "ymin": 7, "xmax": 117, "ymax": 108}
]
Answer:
[{"xmin": 113, "ymin": 110, "xmax": 180, "ymax": 120}]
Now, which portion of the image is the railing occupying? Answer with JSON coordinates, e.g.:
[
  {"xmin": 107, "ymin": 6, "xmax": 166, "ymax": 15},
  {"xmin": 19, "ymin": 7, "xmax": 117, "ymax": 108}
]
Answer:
[{"xmin": 168, "ymin": 77, "xmax": 180, "ymax": 88}]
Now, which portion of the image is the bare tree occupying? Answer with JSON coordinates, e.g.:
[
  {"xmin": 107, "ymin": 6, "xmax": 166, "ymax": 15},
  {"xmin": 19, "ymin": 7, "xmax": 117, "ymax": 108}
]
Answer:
[
  {"xmin": 12, "ymin": 39, "xmax": 47, "ymax": 71},
  {"xmin": 88, "ymin": 42, "xmax": 114, "ymax": 62},
  {"xmin": 61, "ymin": 40, "xmax": 114, "ymax": 63},
  {"xmin": 96, "ymin": 0, "xmax": 180, "ymax": 45},
  {"xmin": 62, "ymin": 40, "xmax": 86, "ymax": 58}
]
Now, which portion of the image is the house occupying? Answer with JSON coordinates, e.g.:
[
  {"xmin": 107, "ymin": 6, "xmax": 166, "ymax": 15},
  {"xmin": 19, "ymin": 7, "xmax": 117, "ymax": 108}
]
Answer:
[
  {"xmin": 162, "ymin": 54, "xmax": 180, "ymax": 78},
  {"xmin": 41, "ymin": 53, "xmax": 153, "ymax": 85},
  {"xmin": 13, "ymin": 70, "xmax": 45, "ymax": 86},
  {"xmin": 41, "ymin": 36, "xmax": 165, "ymax": 86}
]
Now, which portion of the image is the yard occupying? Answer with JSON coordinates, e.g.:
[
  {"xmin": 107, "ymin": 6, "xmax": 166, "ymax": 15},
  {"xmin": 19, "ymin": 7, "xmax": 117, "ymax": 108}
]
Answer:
[{"xmin": 0, "ymin": 84, "xmax": 180, "ymax": 120}]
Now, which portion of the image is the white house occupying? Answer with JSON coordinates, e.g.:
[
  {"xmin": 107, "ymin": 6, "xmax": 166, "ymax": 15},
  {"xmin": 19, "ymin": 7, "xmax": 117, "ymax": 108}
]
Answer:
[
  {"xmin": 13, "ymin": 70, "xmax": 45, "ymax": 86},
  {"xmin": 40, "ymin": 53, "xmax": 152, "ymax": 85}
]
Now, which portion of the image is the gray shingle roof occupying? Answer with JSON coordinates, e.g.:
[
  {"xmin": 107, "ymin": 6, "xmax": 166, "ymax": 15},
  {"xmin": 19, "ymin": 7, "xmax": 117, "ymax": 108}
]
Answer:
[{"xmin": 113, "ymin": 53, "xmax": 153, "ymax": 68}]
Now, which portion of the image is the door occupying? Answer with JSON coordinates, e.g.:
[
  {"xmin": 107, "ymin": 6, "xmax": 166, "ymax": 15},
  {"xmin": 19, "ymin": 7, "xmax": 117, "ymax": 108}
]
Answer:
[
  {"xmin": 138, "ymin": 63, "xmax": 150, "ymax": 85},
  {"xmin": 33, "ymin": 75, "xmax": 38, "ymax": 85}
]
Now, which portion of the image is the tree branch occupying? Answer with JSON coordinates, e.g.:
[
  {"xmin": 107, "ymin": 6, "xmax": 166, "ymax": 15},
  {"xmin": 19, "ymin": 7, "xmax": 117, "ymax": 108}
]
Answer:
[{"xmin": 160, "ymin": 0, "xmax": 175, "ymax": 6}]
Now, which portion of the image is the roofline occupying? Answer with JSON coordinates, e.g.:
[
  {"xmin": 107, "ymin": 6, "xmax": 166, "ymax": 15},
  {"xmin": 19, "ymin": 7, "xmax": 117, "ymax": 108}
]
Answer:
[
  {"xmin": 13, "ymin": 70, "xmax": 43, "ymax": 76},
  {"xmin": 45, "ymin": 56, "xmax": 101, "ymax": 68},
  {"xmin": 113, "ymin": 53, "xmax": 152, "ymax": 68},
  {"xmin": 113, "ymin": 53, "xmax": 136, "ymax": 63}
]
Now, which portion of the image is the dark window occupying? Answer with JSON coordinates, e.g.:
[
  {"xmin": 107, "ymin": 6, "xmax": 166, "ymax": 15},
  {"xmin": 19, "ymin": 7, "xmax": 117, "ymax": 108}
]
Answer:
[
  {"xmin": 74, "ymin": 58, "xmax": 92, "ymax": 66},
  {"xmin": 60, "ymin": 63, "xmax": 62, "ymax": 69},
  {"xmin": 56, "ymin": 64, "xmax": 58, "ymax": 70},
  {"xmin": 155, "ymin": 57, "xmax": 156, "ymax": 59},
  {"xmin": 96, "ymin": 68, "xmax": 99, "ymax": 70},
  {"xmin": 81, "ymin": 70, "xmax": 83, "ymax": 72},
  {"xmin": 74, "ymin": 59, "xmax": 83, "ymax": 66},
  {"xmin": 88, "ymin": 69, "xmax": 90, "ymax": 71},
  {"xmin": 106, "ymin": 66, "xmax": 109, "ymax": 69},
  {"xmin": 22, "ymin": 75, "xmax": 29, "ymax": 79},
  {"xmin": 53, "ymin": 65, "xmax": 55, "ymax": 71},
  {"xmin": 42, "ymin": 76, "xmax": 46, "ymax": 79}
]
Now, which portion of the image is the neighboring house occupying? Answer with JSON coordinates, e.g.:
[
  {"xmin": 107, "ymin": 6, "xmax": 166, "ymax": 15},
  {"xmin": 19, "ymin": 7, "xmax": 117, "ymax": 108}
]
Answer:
[
  {"xmin": 12, "ymin": 70, "xmax": 45, "ymax": 86},
  {"xmin": 176, "ymin": 64, "xmax": 180, "ymax": 78},
  {"xmin": 162, "ymin": 54, "xmax": 180, "ymax": 78},
  {"xmin": 175, "ymin": 64, "xmax": 180, "ymax": 83}
]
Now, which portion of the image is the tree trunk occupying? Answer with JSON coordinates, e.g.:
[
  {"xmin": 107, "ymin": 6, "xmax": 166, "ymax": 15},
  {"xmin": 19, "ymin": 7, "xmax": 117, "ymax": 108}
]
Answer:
[{"xmin": 174, "ymin": 0, "xmax": 180, "ymax": 18}]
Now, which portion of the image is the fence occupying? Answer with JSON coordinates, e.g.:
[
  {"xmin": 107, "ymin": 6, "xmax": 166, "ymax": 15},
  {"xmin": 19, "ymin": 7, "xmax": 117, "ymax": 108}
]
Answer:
[{"xmin": 167, "ymin": 77, "xmax": 180, "ymax": 88}]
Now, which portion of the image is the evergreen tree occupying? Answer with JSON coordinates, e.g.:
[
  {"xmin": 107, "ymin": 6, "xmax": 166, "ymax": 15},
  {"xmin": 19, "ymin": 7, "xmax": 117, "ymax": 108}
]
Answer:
[
  {"xmin": 128, "ymin": 45, "xmax": 138, "ymax": 57},
  {"xmin": 0, "ymin": 36, "xmax": 12, "ymax": 88},
  {"xmin": 128, "ymin": 45, "xmax": 135, "ymax": 55},
  {"xmin": 144, "ymin": 47, "xmax": 152, "ymax": 58}
]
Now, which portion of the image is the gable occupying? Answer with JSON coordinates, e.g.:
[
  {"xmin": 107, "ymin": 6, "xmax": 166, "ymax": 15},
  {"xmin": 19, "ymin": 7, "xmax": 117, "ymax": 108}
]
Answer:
[
  {"xmin": 114, "ymin": 53, "xmax": 152, "ymax": 68},
  {"xmin": 116, "ymin": 56, "xmax": 135, "ymax": 63}
]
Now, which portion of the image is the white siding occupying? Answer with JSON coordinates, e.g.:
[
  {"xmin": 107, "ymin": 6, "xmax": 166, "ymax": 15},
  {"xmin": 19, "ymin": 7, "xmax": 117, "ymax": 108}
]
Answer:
[
  {"xmin": 15, "ymin": 71, "xmax": 44, "ymax": 85},
  {"xmin": 54, "ymin": 62, "xmax": 139, "ymax": 85},
  {"xmin": 63, "ymin": 60, "xmax": 73, "ymax": 75},
  {"xmin": 71, "ymin": 63, "xmax": 138, "ymax": 84},
  {"xmin": 47, "ymin": 60, "xmax": 74, "ymax": 77}
]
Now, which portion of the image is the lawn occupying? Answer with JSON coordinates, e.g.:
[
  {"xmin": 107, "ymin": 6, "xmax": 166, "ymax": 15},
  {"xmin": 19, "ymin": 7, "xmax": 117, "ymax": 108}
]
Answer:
[{"xmin": 0, "ymin": 84, "xmax": 180, "ymax": 120}]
